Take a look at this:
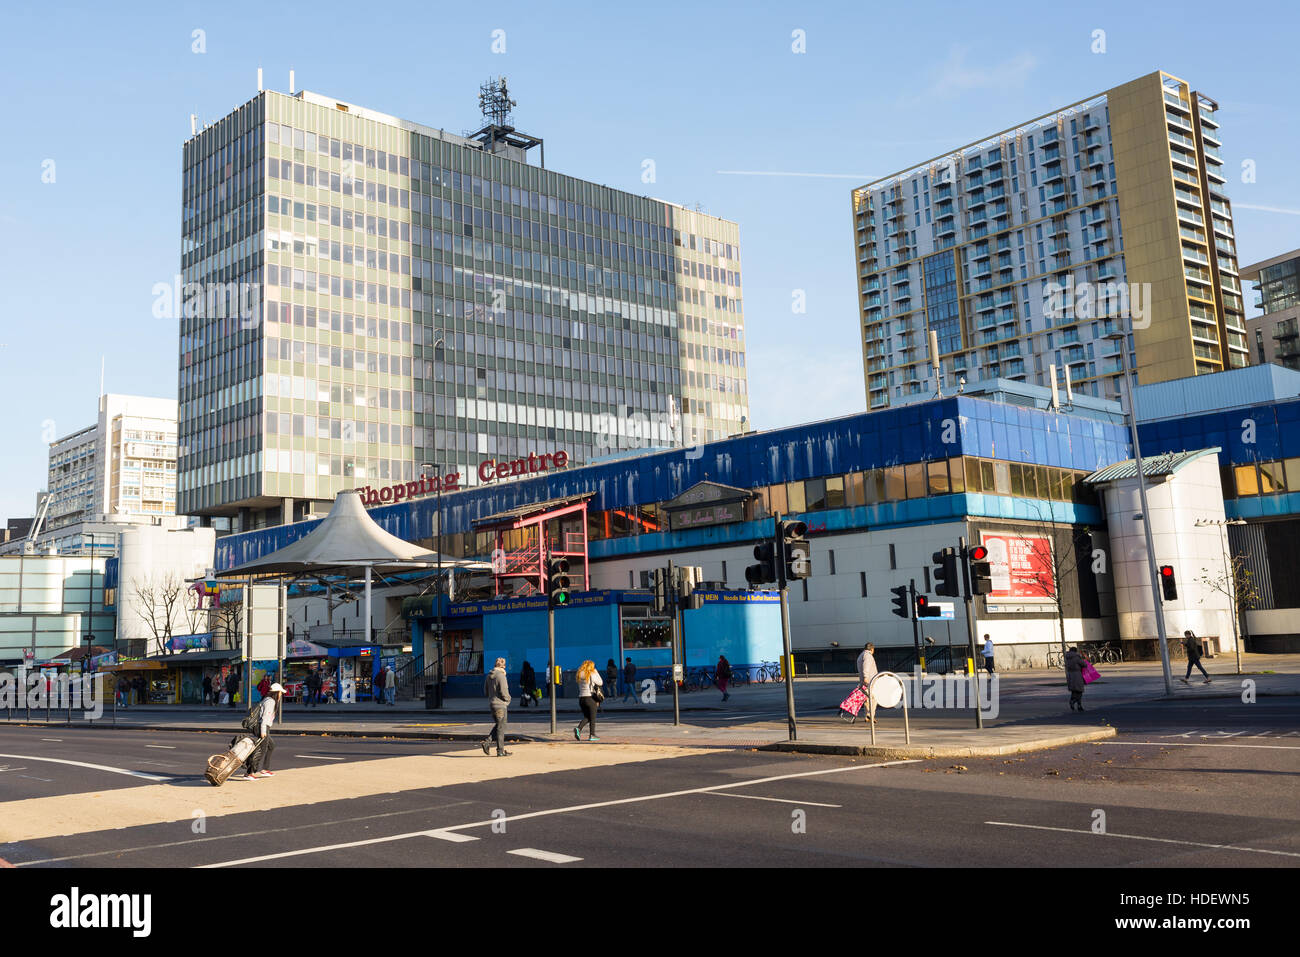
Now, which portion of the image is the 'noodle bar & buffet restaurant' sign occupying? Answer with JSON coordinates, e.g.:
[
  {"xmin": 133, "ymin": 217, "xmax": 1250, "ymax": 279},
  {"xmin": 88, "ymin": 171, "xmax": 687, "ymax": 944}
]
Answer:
[{"xmin": 356, "ymin": 449, "xmax": 570, "ymax": 506}]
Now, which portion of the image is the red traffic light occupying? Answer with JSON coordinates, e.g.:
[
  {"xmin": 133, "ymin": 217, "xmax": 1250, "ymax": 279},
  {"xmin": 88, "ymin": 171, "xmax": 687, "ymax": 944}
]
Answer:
[
  {"xmin": 969, "ymin": 545, "xmax": 988, "ymax": 561},
  {"xmin": 1160, "ymin": 565, "xmax": 1174, "ymax": 577},
  {"xmin": 916, "ymin": 595, "xmax": 928, "ymax": 609}
]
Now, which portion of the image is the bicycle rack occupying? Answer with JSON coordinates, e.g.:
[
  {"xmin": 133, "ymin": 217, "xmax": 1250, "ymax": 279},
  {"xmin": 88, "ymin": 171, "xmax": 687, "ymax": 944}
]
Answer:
[{"xmin": 867, "ymin": 671, "xmax": 910, "ymax": 746}]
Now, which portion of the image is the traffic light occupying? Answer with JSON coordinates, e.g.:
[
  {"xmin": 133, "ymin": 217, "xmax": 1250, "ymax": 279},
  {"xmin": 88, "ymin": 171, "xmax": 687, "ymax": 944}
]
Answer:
[
  {"xmin": 890, "ymin": 585, "xmax": 909, "ymax": 619},
  {"xmin": 1160, "ymin": 564, "xmax": 1177, "ymax": 601},
  {"xmin": 968, "ymin": 544, "xmax": 992, "ymax": 596},
  {"xmin": 780, "ymin": 519, "xmax": 811, "ymax": 580},
  {"xmin": 547, "ymin": 556, "xmax": 571, "ymax": 609},
  {"xmin": 932, "ymin": 547, "xmax": 959, "ymax": 598},
  {"xmin": 915, "ymin": 594, "xmax": 941, "ymax": 618},
  {"xmin": 746, "ymin": 540, "xmax": 777, "ymax": 586}
]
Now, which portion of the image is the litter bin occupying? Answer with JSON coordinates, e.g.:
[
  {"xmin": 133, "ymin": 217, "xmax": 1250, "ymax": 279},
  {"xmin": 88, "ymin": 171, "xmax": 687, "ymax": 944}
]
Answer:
[{"xmin": 424, "ymin": 684, "xmax": 437, "ymax": 710}]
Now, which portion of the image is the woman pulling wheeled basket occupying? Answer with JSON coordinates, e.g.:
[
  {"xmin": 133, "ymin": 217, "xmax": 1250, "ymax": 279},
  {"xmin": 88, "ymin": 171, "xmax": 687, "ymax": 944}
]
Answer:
[{"xmin": 840, "ymin": 642, "xmax": 878, "ymax": 724}]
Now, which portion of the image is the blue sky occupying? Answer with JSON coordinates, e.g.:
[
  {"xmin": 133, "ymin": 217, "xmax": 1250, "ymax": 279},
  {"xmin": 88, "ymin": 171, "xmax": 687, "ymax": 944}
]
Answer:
[{"xmin": 1, "ymin": 0, "xmax": 1297, "ymax": 522}]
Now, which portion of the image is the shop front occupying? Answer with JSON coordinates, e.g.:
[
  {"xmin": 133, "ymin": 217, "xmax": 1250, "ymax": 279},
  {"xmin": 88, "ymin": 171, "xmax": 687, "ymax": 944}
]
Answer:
[
  {"xmin": 284, "ymin": 638, "xmax": 380, "ymax": 703},
  {"xmin": 404, "ymin": 589, "xmax": 783, "ymax": 696}
]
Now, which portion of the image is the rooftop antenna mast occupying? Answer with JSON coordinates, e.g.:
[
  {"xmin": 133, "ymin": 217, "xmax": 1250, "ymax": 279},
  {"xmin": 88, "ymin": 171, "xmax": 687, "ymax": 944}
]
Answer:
[
  {"xmin": 471, "ymin": 76, "xmax": 544, "ymax": 167},
  {"xmin": 478, "ymin": 75, "xmax": 516, "ymax": 126}
]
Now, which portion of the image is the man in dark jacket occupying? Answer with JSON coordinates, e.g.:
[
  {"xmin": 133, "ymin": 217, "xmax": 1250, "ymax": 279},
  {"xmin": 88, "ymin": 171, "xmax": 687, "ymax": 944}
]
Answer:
[
  {"xmin": 1180, "ymin": 630, "xmax": 1213, "ymax": 685},
  {"xmin": 225, "ymin": 669, "xmax": 240, "ymax": 708},
  {"xmin": 305, "ymin": 667, "xmax": 321, "ymax": 707},
  {"xmin": 480, "ymin": 657, "xmax": 512, "ymax": 757},
  {"xmin": 622, "ymin": 657, "xmax": 637, "ymax": 703}
]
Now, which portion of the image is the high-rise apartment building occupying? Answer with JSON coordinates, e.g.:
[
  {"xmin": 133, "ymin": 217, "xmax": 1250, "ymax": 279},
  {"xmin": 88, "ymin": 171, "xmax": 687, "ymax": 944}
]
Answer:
[
  {"xmin": 1243, "ymin": 249, "xmax": 1300, "ymax": 370},
  {"xmin": 178, "ymin": 85, "xmax": 747, "ymax": 531},
  {"xmin": 25, "ymin": 394, "xmax": 181, "ymax": 556},
  {"xmin": 854, "ymin": 70, "xmax": 1244, "ymax": 409},
  {"xmin": 46, "ymin": 395, "xmax": 179, "ymax": 531}
]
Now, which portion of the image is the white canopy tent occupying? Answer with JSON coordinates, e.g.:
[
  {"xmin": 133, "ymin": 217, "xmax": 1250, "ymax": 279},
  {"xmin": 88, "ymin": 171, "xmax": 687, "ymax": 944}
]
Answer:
[{"xmin": 215, "ymin": 490, "xmax": 489, "ymax": 650}]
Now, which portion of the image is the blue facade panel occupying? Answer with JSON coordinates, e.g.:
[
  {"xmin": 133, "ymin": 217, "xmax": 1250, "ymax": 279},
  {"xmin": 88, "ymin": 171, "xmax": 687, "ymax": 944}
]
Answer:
[{"xmin": 216, "ymin": 396, "xmax": 1132, "ymax": 570}]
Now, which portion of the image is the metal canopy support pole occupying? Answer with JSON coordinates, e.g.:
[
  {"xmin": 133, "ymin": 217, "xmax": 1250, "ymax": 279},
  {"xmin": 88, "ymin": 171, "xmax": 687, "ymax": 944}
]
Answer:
[{"xmin": 435, "ymin": 471, "xmax": 444, "ymax": 709}]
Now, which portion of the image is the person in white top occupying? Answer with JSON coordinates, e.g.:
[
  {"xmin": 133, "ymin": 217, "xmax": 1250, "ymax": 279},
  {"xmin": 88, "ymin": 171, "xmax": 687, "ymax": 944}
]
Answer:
[
  {"xmin": 856, "ymin": 643, "xmax": 878, "ymax": 723},
  {"xmin": 573, "ymin": 660, "xmax": 604, "ymax": 741},
  {"xmin": 240, "ymin": 682, "xmax": 284, "ymax": 780}
]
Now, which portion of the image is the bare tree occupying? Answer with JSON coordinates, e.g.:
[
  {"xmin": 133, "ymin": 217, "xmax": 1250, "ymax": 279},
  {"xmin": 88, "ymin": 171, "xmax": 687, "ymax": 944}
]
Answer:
[
  {"xmin": 1197, "ymin": 553, "xmax": 1260, "ymax": 675},
  {"xmin": 1001, "ymin": 499, "xmax": 1093, "ymax": 662},
  {"xmin": 130, "ymin": 573, "xmax": 187, "ymax": 656}
]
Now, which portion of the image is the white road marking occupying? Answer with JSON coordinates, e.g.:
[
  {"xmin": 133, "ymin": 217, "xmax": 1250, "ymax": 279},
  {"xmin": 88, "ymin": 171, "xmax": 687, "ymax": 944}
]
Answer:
[
  {"xmin": 985, "ymin": 821, "xmax": 1300, "ymax": 859},
  {"xmin": 0, "ymin": 753, "xmax": 172, "ymax": 783},
  {"xmin": 705, "ymin": 792, "xmax": 841, "ymax": 808},
  {"xmin": 12, "ymin": 800, "xmax": 476, "ymax": 866},
  {"xmin": 202, "ymin": 758, "xmax": 916, "ymax": 868},
  {"xmin": 1099, "ymin": 741, "xmax": 1300, "ymax": 751},
  {"xmin": 294, "ymin": 754, "xmax": 346, "ymax": 761},
  {"xmin": 145, "ymin": 745, "xmax": 177, "ymax": 750},
  {"xmin": 508, "ymin": 848, "xmax": 582, "ymax": 864},
  {"xmin": 40, "ymin": 738, "xmax": 62, "ymax": 742},
  {"xmin": 18, "ymin": 775, "xmax": 54, "ymax": 782},
  {"xmin": 426, "ymin": 829, "xmax": 479, "ymax": 843}
]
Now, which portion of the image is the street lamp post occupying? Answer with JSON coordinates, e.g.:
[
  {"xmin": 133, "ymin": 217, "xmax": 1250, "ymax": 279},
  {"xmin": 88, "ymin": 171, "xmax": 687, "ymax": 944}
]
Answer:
[
  {"xmin": 1195, "ymin": 517, "xmax": 1248, "ymax": 675},
  {"xmin": 1104, "ymin": 330, "xmax": 1173, "ymax": 694},
  {"xmin": 420, "ymin": 334, "xmax": 448, "ymax": 709}
]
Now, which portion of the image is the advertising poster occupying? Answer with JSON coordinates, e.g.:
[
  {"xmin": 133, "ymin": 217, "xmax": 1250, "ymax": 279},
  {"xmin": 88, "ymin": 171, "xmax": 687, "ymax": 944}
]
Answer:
[{"xmin": 982, "ymin": 533, "xmax": 1056, "ymax": 601}]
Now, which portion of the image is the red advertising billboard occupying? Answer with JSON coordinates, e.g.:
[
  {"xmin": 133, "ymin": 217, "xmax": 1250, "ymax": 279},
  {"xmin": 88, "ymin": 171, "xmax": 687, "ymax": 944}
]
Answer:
[{"xmin": 981, "ymin": 534, "xmax": 1055, "ymax": 601}]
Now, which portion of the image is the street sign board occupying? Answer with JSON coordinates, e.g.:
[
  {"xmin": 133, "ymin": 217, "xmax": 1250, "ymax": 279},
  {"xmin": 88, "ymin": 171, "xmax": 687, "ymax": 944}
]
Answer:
[{"xmin": 933, "ymin": 602, "xmax": 955, "ymax": 620}]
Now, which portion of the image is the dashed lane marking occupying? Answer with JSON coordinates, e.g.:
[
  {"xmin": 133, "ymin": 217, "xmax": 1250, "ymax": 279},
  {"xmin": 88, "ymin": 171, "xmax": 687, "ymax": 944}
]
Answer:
[
  {"xmin": 294, "ymin": 754, "xmax": 346, "ymax": 761},
  {"xmin": 426, "ymin": 829, "xmax": 479, "ymax": 843},
  {"xmin": 508, "ymin": 848, "xmax": 582, "ymax": 864},
  {"xmin": 145, "ymin": 745, "xmax": 177, "ymax": 750}
]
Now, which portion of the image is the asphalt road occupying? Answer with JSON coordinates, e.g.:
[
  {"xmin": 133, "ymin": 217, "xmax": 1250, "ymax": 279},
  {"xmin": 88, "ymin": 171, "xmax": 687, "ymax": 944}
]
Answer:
[{"xmin": 1, "ymin": 693, "xmax": 1296, "ymax": 869}]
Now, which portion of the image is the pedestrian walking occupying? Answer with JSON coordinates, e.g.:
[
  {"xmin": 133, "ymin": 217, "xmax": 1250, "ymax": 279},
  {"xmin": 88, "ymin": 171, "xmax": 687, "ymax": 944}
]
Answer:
[
  {"xmin": 202, "ymin": 674, "xmax": 213, "ymax": 706},
  {"xmin": 236, "ymin": 682, "xmax": 284, "ymax": 780},
  {"xmin": 373, "ymin": 665, "xmax": 387, "ymax": 703},
  {"xmin": 386, "ymin": 666, "xmax": 398, "ymax": 705},
  {"xmin": 1180, "ymin": 630, "xmax": 1212, "ymax": 684},
  {"xmin": 621, "ymin": 657, "xmax": 637, "ymax": 703},
  {"xmin": 117, "ymin": 677, "xmax": 130, "ymax": 709},
  {"xmin": 519, "ymin": 661, "xmax": 536, "ymax": 707},
  {"xmin": 574, "ymin": 659, "xmax": 604, "ymax": 741},
  {"xmin": 605, "ymin": 658, "xmax": 619, "ymax": 700},
  {"xmin": 257, "ymin": 674, "xmax": 272, "ymax": 699},
  {"xmin": 982, "ymin": 634, "xmax": 995, "ymax": 675},
  {"xmin": 305, "ymin": 667, "xmax": 321, "ymax": 708},
  {"xmin": 133, "ymin": 675, "xmax": 146, "ymax": 705},
  {"xmin": 225, "ymin": 669, "xmax": 240, "ymax": 708},
  {"xmin": 481, "ymin": 657, "xmax": 512, "ymax": 756},
  {"xmin": 856, "ymin": 642, "xmax": 878, "ymax": 723},
  {"xmin": 1064, "ymin": 646, "xmax": 1088, "ymax": 711},
  {"xmin": 716, "ymin": 654, "xmax": 732, "ymax": 702}
]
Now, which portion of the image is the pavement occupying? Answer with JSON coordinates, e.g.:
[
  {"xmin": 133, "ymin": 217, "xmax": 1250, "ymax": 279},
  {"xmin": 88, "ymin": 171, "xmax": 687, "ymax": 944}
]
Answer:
[{"xmin": 10, "ymin": 652, "xmax": 1298, "ymax": 760}]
